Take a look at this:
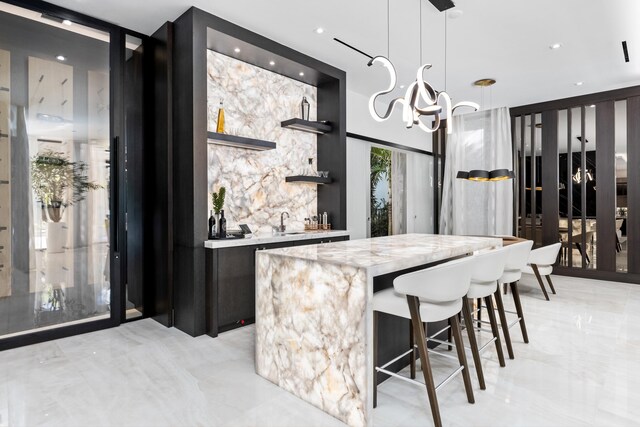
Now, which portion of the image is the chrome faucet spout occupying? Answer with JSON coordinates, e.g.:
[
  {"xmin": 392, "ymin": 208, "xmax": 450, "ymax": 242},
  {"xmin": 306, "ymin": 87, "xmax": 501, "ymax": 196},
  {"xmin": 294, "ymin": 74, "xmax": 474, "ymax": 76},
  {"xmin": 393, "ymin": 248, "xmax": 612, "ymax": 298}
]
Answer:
[{"xmin": 279, "ymin": 212, "xmax": 290, "ymax": 232}]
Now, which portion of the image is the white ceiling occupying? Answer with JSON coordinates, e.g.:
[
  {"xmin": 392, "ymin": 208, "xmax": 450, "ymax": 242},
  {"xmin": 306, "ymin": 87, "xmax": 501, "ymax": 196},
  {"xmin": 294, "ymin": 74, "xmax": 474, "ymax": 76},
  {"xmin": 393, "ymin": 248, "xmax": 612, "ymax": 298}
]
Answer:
[{"xmin": 47, "ymin": 0, "xmax": 640, "ymax": 109}]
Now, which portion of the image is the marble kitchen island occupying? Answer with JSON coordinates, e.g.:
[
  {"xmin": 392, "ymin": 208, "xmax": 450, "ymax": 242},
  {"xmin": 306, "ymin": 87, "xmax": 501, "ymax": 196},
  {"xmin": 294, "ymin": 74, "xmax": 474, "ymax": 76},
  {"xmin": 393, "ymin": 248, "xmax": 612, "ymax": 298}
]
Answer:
[{"xmin": 255, "ymin": 234, "xmax": 502, "ymax": 427}]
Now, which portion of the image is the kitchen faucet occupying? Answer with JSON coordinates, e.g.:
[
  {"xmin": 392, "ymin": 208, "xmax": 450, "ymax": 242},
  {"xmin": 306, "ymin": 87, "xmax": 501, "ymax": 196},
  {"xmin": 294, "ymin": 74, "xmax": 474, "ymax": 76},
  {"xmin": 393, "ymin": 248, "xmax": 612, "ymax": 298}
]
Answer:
[{"xmin": 279, "ymin": 211, "xmax": 290, "ymax": 233}]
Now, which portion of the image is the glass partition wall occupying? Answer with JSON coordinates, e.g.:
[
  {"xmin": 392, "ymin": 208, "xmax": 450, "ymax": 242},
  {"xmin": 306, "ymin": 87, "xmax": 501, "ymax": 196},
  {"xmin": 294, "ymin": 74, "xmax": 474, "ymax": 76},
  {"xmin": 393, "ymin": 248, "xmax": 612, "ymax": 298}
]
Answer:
[
  {"xmin": 512, "ymin": 90, "xmax": 639, "ymax": 282},
  {"xmin": 0, "ymin": 1, "xmax": 122, "ymax": 343}
]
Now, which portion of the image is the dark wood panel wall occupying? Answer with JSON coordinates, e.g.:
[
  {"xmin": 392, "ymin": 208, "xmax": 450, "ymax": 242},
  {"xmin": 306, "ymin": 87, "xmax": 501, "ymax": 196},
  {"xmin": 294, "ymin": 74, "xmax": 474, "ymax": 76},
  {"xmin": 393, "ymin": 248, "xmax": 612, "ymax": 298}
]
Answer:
[
  {"xmin": 595, "ymin": 101, "xmax": 616, "ymax": 272},
  {"xmin": 627, "ymin": 97, "xmax": 640, "ymax": 274},
  {"xmin": 511, "ymin": 86, "xmax": 640, "ymax": 284},
  {"xmin": 541, "ymin": 110, "xmax": 559, "ymax": 246},
  {"xmin": 153, "ymin": 7, "xmax": 347, "ymax": 336}
]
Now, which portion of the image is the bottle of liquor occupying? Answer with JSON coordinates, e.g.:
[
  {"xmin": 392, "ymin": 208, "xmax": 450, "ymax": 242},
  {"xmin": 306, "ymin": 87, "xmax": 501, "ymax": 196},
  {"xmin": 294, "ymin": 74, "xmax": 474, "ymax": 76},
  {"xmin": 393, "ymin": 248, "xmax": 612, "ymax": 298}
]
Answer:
[
  {"xmin": 208, "ymin": 210, "xmax": 216, "ymax": 240},
  {"xmin": 219, "ymin": 210, "xmax": 227, "ymax": 238},
  {"xmin": 216, "ymin": 100, "xmax": 225, "ymax": 133}
]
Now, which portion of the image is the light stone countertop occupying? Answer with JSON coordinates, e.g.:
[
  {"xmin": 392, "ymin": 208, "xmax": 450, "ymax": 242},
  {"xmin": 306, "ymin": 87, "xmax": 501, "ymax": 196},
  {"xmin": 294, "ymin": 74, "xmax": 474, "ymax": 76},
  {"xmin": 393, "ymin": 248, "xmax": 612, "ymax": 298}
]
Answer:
[
  {"xmin": 203, "ymin": 229, "xmax": 350, "ymax": 249},
  {"xmin": 259, "ymin": 233, "xmax": 503, "ymax": 276}
]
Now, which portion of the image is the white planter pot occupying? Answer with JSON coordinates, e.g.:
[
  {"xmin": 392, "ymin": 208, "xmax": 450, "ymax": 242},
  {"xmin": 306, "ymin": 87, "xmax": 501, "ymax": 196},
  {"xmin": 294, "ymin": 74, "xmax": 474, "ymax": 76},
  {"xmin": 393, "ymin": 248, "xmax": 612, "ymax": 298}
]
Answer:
[{"xmin": 47, "ymin": 222, "xmax": 67, "ymax": 254}]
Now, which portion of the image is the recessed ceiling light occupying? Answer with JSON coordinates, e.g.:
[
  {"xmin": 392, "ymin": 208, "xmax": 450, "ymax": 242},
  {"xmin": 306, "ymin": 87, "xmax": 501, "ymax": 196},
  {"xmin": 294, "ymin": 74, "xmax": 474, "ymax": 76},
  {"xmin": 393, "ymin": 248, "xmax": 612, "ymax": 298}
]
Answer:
[
  {"xmin": 56, "ymin": 55, "xmax": 66, "ymax": 61},
  {"xmin": 62, "ymin": 19, "xmax": 72, "ymax": 25},
  {"xmin": 575, "ymin": 81, "xmax": 584, "ymax": 86},
  {"xmin": 269, "ymin": 60, "xmax": 275, "ymax": 66},
  {"xmin": 549, "ymin": 43, "xmax": 562, "ymax": 50},
  {"xmin": 314, "ymin": 27, "xmax": 324, "ymax": 34},
  {"xmin": 399, "ymin": 84, "xmax": 405, "ymax": 89},
  {"xmin": 299, "ymin": 72, "xmax": 304, "ymax": 76},
  {"xmin": 473, "ymin": 78, "xmax": 496, "ymax": 87},
  {"xmin": 234, "ymin": 47, "xmax": 241, "ymax": 53},
  {"xmin": 448, "ymin": 9, "xmax": 464, "ymax": 19}
]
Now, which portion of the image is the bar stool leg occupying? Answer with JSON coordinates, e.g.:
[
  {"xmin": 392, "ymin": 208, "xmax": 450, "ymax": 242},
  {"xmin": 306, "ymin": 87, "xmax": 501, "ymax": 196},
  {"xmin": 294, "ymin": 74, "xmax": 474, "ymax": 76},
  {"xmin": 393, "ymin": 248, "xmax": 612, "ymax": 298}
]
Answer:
[
  {"xmin": 531, "ymin": 264, "xmax": 550, "ymax": 301},
  {"xmin": 409, "ymin": 320, "xmax": 416, "ymax": 379},
  {"xmin": 493, "ymin": 287, "xmax": 515, "ymax": 359},
  {"xmin": 407, "ymin": 296, "xmax": 442, "ymax": 427},
  {"xmin": 546, "ymin": 275, "xmax": 557, "ymax": 295},
  {"xmin": 373, "ymin": 311, "xmax": 379, "ymax": 408},
  {"xmin": 510, "ymin": 282, "xmax": 529, "ymax": 343},
  {"xmin": 476, "ymin": 298, "xmax": 482, "ymax": 329},
  {"xmin": 450, "ymin": 315, "xmax": 475, "ymax": 404},
  {"xmin": 484, "ymin": 295, "xmax": 506, "ymax": 367},
  {"xmin": 462, "ymin": 296, "xmax": 485, "ymax": 390}
]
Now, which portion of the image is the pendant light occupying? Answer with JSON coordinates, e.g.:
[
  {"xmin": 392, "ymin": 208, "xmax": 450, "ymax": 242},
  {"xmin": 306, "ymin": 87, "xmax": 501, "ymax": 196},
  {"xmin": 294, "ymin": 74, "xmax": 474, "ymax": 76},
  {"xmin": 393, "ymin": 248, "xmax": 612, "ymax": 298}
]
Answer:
[{"xmin": 456, "ymin": 78, "xmax": 515, "ymax": 181}]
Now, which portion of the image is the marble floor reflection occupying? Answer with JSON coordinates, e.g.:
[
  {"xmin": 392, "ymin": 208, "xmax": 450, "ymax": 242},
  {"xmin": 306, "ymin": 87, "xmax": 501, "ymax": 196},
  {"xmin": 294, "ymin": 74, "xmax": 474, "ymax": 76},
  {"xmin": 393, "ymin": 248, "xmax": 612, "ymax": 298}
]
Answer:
[{"xmin": 0, "ymin": 274, "xmax": 639, "ymax": 426}]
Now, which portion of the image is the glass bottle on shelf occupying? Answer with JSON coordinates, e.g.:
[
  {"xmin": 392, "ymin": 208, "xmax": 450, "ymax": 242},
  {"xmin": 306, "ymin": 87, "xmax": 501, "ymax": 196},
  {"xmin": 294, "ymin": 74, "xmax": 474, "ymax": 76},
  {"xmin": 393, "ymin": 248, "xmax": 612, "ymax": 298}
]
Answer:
[
  {"xmin": 218, "ymin": 210, "xmax": 227, "ymax": 238},
  {"xmin": 301, "ymin": 96, "xmax": 310, "ymax": 121},
  {"xmin": 304, "ymin": 157, "xmax": 316, "ymax": 177},
  {"xmin": 216, "ymin": 100, "xmax": 225, "ymax": 133},
  {"xmin": 208, "ymin": 210, "xmax": 216, "ymax": 240}
]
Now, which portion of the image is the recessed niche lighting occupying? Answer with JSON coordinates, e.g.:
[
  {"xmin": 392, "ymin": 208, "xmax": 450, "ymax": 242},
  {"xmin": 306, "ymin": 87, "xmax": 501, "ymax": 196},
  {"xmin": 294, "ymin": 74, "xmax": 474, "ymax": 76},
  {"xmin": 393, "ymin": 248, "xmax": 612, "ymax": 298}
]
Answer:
[
  {"xmin": 589, "ymin": 104, "xmax": 596, "ymax": 108},
  {"xmin": 315, "ymin": 27, "xmax": 325, "ymax": 34},
  {"xmin": 549, "ymin": 43, "xmax": 562, "ymax": 50},
  {"xmin": 62, "ymin": 19, "xmax": 72, "ymax": 25},
  {"xmin": 575, "ymin": 81, "xmax": 584, "ymax": 86},
  {"xmin": 234, "ymin": 47, "xmax": 241, "ymax": 53},
  {"xmin": 299, "ymin": 72, "xmax": 304, "ymax": 76},
  {"xmin": 269, "ymin": 60, "xmax": 275, "ymax": 66},
  {"xmin": 56, "ymin": 55, "xmax": 66, "ymax": 61}
]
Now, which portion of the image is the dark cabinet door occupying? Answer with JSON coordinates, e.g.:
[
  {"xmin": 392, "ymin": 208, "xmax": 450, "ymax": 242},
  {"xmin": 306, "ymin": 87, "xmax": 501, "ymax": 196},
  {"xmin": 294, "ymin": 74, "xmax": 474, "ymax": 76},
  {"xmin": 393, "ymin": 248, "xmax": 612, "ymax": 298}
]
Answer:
[{"xmin": 217, "ymin": 245, "xmax": 257, "ymax": 327}]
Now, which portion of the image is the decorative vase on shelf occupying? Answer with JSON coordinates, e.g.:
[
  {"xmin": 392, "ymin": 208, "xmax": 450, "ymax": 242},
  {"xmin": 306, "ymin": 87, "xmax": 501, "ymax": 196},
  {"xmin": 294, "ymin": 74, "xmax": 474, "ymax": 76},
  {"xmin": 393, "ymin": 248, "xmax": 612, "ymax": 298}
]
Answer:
[
  {"xmin": 208, "ymin": 210, "xmax": 216, "ymax": 240},
  {"xmin": 301, "ymin": 96, "xmax": 310, "ymax": 121},
  {"xmin": 214, "ymin": 212, "xmax": 221, "ymax": 237},
  {"xmin": 216, "ymin": 100, "xmax": 225, "ymax": 133}
]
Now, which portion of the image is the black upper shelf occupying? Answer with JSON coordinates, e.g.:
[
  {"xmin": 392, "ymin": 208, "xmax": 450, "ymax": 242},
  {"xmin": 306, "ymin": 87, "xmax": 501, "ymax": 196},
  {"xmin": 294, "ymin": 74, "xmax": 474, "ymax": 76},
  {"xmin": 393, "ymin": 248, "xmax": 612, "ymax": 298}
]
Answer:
[
  {"xmin": 281, "ymin": 119, "xmax": 332, "ymax": 135},
  {"xmin": 285, "ymin": 175, "xmax": 332, "ymax": 185},
  {"xmin": 207, "ymin": 131, "xmax": 276, "ymax": 151}
]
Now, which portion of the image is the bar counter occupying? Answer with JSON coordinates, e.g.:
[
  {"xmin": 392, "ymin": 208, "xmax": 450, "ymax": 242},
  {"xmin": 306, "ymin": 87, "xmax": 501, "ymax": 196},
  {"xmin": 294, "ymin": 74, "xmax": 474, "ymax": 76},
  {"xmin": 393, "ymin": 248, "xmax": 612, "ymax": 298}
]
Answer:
[{"xmin": 255, "ymin": 234, "xmax": 502, "ymax": 427}]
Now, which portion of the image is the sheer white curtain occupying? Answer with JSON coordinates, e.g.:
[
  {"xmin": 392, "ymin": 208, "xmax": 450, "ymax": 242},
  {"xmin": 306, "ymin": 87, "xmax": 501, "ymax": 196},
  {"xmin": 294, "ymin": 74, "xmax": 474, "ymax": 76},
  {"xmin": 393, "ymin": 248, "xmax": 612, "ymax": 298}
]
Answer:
[{"xmin": 440, "ymin": 107, "xmax": 513, "ymax": 236}]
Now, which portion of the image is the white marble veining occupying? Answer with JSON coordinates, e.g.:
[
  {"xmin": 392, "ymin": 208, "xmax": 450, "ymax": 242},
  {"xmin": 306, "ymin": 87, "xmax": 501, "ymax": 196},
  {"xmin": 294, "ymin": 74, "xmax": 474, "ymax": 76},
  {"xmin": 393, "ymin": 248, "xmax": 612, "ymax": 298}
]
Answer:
[
  {"xmin": 255, "ymin": 234, "xmax": 502, "ymax": 427},
  {"xmin": 0, "ymin": 274, "xmax": 638, "ymax": 426},
  {"xmin": 204, "ymin": 230, "xmax": 350, "ymax": 249},
  {"xmin": 207, "ymin": 50, "xmax": 320, "ymax": 235},
  {"xmin": 259, "ymin": 234, "xmax": 503, "ymax": 276}
]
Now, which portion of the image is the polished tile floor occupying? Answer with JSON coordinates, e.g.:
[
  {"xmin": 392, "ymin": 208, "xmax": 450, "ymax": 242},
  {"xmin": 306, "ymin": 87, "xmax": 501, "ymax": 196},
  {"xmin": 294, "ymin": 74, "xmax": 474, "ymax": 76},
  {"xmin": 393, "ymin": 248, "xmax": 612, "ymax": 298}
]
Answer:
[{"xmin": 0, "ymin": 274, "xmax": 638, "ymax": 427}]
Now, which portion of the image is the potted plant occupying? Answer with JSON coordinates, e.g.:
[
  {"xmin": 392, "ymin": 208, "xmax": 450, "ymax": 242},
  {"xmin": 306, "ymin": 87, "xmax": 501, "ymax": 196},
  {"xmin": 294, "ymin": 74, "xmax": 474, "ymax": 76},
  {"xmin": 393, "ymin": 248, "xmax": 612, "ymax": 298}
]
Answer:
[
  {"xmin": 31, "ymin": 150, "xmax": 102, "ymax": 252},
  {"xmin": 211, "ymin": 186, "xmax": 226, "ymax": 236}
]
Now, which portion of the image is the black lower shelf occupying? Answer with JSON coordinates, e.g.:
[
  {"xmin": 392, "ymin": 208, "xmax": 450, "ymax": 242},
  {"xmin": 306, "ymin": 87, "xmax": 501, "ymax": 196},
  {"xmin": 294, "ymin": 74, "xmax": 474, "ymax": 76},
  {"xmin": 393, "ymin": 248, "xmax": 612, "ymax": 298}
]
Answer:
[{"xmin": 285, "ymin": 175, "xmax": 332, "ymax": 184}]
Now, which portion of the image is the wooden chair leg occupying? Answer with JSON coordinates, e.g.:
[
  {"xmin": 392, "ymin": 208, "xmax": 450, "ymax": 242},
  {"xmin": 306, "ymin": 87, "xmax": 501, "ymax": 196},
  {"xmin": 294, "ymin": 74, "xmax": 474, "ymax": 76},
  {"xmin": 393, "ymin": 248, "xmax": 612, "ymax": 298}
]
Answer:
[
  {"xmin": 447, "ymin": 318, "xmax": 453, "ymax": 351},
  {"xmin": 503, "ymin": 282, "xmax": 508, "ymax": 295},
  {"xmin": 531, "ymin": 264, "xmax": 550, "ymax": 301},
  {"xmin": 407, "ymin": 296, "xmax": 442, "ymax": 427},
  {"xmin": 373, "ymin": 311, "xmax": 379, "ymax": 408},
  {"xmin": 546, "ymin": 275, "xmax": 557, "ymax": 295},
  {"xmin": 510, "ymin": 282, "xmax": 529, "ymax": 343},
  {"xmin": 494, "ymin": 287, "xmax": 515, "ymax": 359},
  {"xmin": 462, "ymin": 296, "xmax": 485, "ymax": 390},
  {"xmin": 450, "ymin": 315, "xmax": 475, "ymax": 404},
  {"xmin": 476, "ymin": 298, "xmax": 482, "ymax": 329},
  {"xmin": 409, "ymin": 320, "xmax": 416, "ymax": 379},
  {"xmin": 484, "ymin": 295, "xmax": 506, "ymax": 367}
]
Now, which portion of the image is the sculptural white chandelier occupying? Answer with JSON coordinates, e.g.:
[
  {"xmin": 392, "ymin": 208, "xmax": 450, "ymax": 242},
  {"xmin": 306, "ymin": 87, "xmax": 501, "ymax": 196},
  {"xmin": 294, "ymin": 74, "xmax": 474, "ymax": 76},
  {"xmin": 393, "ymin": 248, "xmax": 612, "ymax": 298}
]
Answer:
[{"xmin": 367, "ymin": 56, "xmax": 478, "ymax": 134}]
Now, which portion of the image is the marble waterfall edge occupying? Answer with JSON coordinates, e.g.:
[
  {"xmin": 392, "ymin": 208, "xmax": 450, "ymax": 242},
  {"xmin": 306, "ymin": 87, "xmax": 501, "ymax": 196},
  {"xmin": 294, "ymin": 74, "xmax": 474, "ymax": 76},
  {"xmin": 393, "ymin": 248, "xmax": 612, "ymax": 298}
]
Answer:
[{"xmin": 255, "ymin": 252, "xmax": 369, "ymax": 427}]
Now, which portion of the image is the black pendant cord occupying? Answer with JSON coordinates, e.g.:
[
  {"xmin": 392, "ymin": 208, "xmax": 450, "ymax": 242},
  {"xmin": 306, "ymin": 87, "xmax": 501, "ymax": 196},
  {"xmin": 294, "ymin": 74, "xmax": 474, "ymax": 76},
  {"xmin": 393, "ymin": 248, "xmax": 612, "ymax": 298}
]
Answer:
[
  {"xmin": 333, "ymin": 38, "xmax": 374, "ymax": 60},
  {"xmin": 387, "ymin": 0, "xmax": 390, "ymax": 59}
]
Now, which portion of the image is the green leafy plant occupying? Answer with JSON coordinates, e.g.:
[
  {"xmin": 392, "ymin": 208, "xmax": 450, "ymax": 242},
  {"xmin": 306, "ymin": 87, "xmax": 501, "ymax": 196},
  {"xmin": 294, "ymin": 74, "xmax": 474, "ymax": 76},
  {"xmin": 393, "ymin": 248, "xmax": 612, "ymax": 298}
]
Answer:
[
  {"xmin": 211, "ymin": 186, "xmax": 226, "ymax": 214},
  {"xmin": 31, "ymin": 150, "xmax": 102, "ymax": 222}
]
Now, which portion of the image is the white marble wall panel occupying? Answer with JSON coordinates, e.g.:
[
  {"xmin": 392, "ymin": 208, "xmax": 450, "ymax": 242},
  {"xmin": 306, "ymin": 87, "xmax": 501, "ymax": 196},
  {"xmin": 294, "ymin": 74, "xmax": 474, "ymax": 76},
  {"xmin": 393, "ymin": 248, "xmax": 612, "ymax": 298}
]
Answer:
[{"xmin": 207, "ymin": 50, "xmax": 318, "ymax": 234}]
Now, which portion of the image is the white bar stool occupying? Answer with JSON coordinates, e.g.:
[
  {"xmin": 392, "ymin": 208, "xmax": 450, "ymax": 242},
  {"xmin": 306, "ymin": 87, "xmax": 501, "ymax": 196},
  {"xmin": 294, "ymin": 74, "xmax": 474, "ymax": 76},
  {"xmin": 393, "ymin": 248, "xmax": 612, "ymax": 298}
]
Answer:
[
  {"xmin": 462, "ymin": 246, "xmax": 510, "ymax": 388},
  {"xmin": 521, "ymin": 242, "xmax": 561, "ymax": 300},
  {"xmin": 372, "ymin": 257, "xmax": 476, "ymax": 427},
  {"xmin": 497, "ymin": 240, "xmax": 534, "ymax": 359}
]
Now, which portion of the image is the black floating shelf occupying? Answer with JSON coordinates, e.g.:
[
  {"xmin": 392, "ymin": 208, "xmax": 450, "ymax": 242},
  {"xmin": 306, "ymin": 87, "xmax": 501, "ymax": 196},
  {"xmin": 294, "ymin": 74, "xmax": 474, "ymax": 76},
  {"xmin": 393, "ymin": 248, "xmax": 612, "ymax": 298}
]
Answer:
[
  {"xmin": 207, "ymin": 131, "xmax": 276, "ymax": 151},
  {"xmin": 281, "ymin": 119, "xmax": 332, "ymax": 135},
  {"xmin": 285, "ymin": 175, "xmax": 332, "ymax": 184}
]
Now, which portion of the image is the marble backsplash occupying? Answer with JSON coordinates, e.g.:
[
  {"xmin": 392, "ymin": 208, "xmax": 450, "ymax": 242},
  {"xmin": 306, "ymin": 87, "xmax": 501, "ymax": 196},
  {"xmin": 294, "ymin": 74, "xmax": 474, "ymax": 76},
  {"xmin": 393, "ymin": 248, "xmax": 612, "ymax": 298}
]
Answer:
[{"xmin": 207, "ymin": 50, "xmax": 318, "ymax": 235}]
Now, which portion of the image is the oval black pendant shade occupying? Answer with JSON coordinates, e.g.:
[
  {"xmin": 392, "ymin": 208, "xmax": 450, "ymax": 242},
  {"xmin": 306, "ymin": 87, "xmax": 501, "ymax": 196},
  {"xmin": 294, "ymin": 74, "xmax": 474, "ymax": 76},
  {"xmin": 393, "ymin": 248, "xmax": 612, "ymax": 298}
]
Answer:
[{"xmin": 457, "ymin": 169, "xmax": 515, "ymax": 182}]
